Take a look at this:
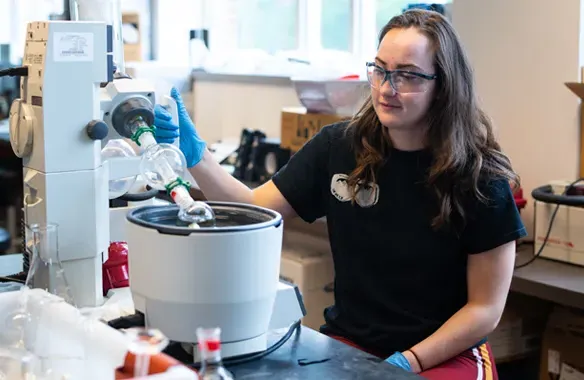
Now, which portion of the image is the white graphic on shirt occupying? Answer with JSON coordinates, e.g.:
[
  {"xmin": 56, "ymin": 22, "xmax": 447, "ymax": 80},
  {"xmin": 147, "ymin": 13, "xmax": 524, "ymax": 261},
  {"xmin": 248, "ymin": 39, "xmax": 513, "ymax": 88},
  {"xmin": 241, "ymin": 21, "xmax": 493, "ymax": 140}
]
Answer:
[
  {"xmin": 330, "ymin": 173, "xmax": 380, "ymax": 207},
  {"xmin": 355, "ymin": 181, "xmax": 380, "ymax": 208},
  {"xmin": 331, "ymin": 174, "xmax": 351, "ymax": 202}
]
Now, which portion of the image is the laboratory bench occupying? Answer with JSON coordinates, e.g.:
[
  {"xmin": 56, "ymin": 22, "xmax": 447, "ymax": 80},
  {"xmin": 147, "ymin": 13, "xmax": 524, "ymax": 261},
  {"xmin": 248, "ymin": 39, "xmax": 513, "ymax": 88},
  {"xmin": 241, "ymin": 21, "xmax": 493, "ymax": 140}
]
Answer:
[
  {"xmin": 2, "ymin": 245, "xmax": 584, "ymax": 379},
  {"xmin": 511, "ymin": 244, "xmax": 584, "ymax": 309},
  {"xmin": 0, "ymin": 255, "xmax": 418, "ymax": 379},
  {"xmin": 166, "ymin": 326, "xmax": 420, "ymax": 379}
]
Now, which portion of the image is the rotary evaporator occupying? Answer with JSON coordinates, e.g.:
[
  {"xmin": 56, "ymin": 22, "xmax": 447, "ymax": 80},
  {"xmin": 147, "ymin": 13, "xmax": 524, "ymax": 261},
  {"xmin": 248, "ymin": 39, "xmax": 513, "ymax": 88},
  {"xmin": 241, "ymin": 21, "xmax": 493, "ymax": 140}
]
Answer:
[{"xmin": 0, "ymin": 0, "xmax": 305, "ymax": 377}]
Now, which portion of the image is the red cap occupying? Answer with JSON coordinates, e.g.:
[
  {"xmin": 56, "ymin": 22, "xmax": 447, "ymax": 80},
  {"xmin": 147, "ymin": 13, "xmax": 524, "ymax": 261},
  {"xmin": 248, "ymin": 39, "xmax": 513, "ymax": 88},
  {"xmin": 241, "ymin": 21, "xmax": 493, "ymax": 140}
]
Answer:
[
  {"xmin": 205, "ymin": 340, "xmax": 221, "ymax": 351},
  {"xmin": 103, "ymin": 242, "xmax": 130, "ymax": 296}
]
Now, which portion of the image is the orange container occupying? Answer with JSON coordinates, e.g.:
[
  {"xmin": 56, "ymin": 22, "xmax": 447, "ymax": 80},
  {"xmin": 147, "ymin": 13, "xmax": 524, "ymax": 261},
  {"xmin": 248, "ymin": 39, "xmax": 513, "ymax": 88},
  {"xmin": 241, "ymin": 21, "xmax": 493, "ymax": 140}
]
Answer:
[{"xmin": 115, "ymin": 351, "xmax": 197, "ymax": 379}]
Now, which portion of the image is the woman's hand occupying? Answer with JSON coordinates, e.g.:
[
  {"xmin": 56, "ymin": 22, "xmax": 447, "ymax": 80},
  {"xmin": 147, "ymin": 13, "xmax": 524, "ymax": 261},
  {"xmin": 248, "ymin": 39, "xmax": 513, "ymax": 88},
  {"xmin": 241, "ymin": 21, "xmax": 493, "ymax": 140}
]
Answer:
[{"xmin": 153, "ymin": 87, "xmax": 206, "ymax": 168}]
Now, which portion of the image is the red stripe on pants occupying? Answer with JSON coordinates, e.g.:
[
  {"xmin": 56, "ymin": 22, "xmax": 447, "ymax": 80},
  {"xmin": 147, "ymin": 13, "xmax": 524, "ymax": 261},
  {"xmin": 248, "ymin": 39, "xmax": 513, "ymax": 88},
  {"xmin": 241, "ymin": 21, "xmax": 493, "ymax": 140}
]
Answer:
[{"xmin": 327, "ymin": 335, "xmax": 498, "ymax": 380}]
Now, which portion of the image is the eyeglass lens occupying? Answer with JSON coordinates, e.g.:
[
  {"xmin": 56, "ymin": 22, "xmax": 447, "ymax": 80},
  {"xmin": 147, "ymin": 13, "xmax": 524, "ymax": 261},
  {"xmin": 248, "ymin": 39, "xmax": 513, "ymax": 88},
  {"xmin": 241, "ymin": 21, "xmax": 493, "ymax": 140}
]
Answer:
[{"xmin": 366, "ymin": 65, "xmax": 429, "ymax": 94}]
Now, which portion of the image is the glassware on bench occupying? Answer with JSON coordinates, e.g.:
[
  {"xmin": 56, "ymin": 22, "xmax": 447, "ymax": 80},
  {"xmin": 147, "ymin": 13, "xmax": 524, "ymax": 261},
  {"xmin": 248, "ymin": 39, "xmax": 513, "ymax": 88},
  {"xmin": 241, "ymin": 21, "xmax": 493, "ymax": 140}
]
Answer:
[
  {"xmin": 196, "ymin": 327, "xmax": 234, "ymax": 380},
  {"xmin": 3, "ymin": 223, "xmax": 79, "ymax": 379},
  {"xmin": 23, "ymin": 223, "xmax": 75, "ymax": 306},
  {"xmin": 0, "ymin": 346, "xmax": 37, "ymax": 380},
  {"xmin": 5, "ymin": 223, "xmax": 74, "ymax": 351},
  {"xmin": 125, "ymin": 327, "xmax": 170, "ymax": 378}
]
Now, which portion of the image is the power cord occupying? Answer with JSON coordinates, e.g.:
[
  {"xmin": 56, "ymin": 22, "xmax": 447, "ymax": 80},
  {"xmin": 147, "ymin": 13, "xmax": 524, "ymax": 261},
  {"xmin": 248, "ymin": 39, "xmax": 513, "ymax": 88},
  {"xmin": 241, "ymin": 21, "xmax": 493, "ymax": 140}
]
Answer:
[
  {"xmin": 0, "ymin": 275, "xmax": 25, "ymax": 284},
  {"xmin": 0, "ymin": 66, "xmax": 28, "ymax": 78},
  {"xmin": 515, "ymin": 178, "xmax": 584, "ymax": 269},
  {"xmin": 0, "ymin": 270, "xmax": 27, "ymax": 284},
  {"xmin": 108, "ymin": 312, "xmax": 302, "ymax": 368},
  {"xmin": 189, "ymin": 320, "xmax": 302, "ymax": 369}
]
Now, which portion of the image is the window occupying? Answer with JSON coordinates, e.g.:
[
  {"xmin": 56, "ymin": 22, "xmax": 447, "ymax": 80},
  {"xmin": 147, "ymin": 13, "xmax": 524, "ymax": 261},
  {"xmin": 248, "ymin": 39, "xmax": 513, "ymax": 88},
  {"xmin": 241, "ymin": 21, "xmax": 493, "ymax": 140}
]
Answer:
[
  {"xmin": 237, "ymin": 0, "xmax": 298, "ymax": 54},
  {"xmin": 375, "ymin": 0, "xmax": 410, "ymax": 34},
  {"xmin": 155, "ymin": 1, "xmax": 194, "ymax": 63},
  {"xmin": 374, "ymin": 1, "xmax": 452, "ymax": 35},
  {"xmin": 321, "ymin": 0, "xmax": 351, "ymax": 51},
  {"xmin": 149, "ymin": 0, "xmax": 453, "ymax": 69}
]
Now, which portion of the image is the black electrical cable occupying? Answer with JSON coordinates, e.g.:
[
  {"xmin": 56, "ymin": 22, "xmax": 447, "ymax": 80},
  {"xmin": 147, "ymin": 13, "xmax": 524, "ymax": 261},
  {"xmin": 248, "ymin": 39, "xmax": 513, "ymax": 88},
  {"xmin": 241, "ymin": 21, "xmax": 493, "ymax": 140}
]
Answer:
[
  {"xmin": 189, "ymin": 320, "xmax": 302, "ymax": 370},
  {"xmin": 0, "ymin": 66, "xmax": 28, "ymax": 77},
  {"xmin": 108, "ymin": 312, "xmax": 302, "ymax": 368},
  {"xmin": 0, "ymin": 275, "xmax": 25, "ymax": 284},
  {"xmin": 515, "ymin": 178, "xmax": 584, "ymax": 269},
  {"xmin": 0, "ymin": 270, "xmax": 27, "ymax": 284}
]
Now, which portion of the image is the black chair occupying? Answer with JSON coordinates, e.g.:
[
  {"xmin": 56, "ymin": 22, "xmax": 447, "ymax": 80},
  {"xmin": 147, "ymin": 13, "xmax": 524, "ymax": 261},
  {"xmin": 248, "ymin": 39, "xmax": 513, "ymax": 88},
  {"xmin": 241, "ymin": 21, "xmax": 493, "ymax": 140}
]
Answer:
[{"xmin": 0, "ymin": 142, "xmax": 22, "ymax": 254}]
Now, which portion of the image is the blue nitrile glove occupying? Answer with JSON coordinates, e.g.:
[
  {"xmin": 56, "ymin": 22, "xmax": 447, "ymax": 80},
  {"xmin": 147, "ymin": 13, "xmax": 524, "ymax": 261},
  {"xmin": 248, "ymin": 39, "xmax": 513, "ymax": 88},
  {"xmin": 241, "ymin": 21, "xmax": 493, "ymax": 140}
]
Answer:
[
  {"xmin": 153, "ymin": 87, "xmax": 206, "ymax": 168},
  {"xmin": 385, "ymin": 352, "xmax": 412, "ymax": 372}
]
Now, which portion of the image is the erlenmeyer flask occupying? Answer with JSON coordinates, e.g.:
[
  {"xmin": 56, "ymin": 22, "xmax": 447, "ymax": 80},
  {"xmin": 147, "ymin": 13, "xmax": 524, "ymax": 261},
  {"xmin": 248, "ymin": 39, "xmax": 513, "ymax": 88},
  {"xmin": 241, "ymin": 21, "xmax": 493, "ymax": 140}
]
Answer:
[
  {"xmin": 2, "ymin": 224, "xmax": 86, "ymax": 379},
  {"xmin": 24, "ymin": 223, "xmax": 75, "ymax": 306}
]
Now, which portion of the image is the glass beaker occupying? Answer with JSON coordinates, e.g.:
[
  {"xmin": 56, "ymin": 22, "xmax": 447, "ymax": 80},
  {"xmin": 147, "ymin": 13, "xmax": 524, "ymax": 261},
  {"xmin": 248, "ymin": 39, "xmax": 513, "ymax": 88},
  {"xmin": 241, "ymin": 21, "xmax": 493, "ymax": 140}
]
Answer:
[{"xmin": 24, "ymin": 223, "xmax": 75, "ymax": 306}]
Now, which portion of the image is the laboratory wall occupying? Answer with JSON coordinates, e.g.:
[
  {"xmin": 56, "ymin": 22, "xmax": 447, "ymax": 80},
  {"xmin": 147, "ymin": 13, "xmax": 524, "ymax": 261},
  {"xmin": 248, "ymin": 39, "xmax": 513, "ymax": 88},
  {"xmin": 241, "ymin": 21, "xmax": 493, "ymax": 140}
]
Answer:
[
  {"xmin": 452, "ymin": 0, "xmax": 584, "ymax": 235},
  {"xmin": 192, "ymin": 77, "xmax": 301, "ymax": 143}
]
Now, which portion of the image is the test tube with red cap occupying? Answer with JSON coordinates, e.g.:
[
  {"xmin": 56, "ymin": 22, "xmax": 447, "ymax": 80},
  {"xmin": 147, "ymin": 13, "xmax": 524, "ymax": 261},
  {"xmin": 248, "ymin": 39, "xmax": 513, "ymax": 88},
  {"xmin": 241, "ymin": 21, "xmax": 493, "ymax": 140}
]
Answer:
[{"xmin": 196, "ymin": 327, "xmax": 234, "ymax": 380}]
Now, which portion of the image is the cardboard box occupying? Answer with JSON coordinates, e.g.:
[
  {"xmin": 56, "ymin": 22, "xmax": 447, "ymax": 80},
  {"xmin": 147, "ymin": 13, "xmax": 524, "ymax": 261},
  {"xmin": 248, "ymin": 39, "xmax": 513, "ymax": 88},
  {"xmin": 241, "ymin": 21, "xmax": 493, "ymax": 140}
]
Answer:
[
  {"xmin": 281, "ymin": 107, "xmax": 348, "ymax": 152},
  {"xmin": 280, "ymin": 231, "xmax": 334, "ymax": 331},
  {"xmin": 122, "ymin": 12, "xmax": 141, "ymax": 62},
  {"xmin": 539, "ymin": 306, "xmax": 584, "ymax": 380},
  {"xmin": 488, "ymin": 292, "xmax": 550, "ymax": 363}
]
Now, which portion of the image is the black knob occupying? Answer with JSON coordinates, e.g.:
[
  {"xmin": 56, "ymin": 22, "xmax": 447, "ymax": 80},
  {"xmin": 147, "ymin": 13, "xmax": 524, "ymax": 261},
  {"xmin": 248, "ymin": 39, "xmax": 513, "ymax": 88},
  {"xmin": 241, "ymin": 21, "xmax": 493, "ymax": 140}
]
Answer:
[{"xmin": 86, "ymin": 120, "xmax": 109, "ymax": 140}]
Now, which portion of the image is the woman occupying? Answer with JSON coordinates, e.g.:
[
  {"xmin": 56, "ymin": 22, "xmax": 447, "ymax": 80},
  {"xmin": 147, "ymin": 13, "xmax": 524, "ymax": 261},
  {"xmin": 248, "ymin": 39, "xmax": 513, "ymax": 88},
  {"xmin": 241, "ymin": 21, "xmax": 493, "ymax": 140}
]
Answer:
[{"xmin": 153, "ymin": 9, "xmax": 526, "ymax": 379}]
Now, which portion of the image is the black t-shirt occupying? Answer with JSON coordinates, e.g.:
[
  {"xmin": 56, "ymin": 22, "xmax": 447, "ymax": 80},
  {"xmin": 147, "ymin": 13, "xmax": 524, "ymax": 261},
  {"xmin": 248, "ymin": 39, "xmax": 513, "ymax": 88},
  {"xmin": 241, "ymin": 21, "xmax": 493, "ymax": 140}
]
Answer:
[{"xmin": 272, "ymin": 121, "xmax": 527, "ymax": 357}]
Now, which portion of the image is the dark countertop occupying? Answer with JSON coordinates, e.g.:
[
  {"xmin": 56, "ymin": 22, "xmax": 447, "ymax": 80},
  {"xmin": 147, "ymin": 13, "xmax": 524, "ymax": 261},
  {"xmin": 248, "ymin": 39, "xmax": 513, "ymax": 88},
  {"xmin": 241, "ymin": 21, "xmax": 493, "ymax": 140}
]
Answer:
[
  {"xmin": 512, "ymin": 245, "xmax": 584, "ymax": 309},
  {"xmin": 167, "ymin": 325, "xmax": 421, "ymax": 380}
]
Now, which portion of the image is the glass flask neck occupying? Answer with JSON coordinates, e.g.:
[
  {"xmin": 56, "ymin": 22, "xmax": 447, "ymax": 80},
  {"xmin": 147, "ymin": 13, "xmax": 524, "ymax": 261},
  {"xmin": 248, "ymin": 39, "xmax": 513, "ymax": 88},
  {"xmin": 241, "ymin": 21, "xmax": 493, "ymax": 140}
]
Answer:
[{"xmin": 199, "ymin": 349, "xmax": 233, "ymax": 379}]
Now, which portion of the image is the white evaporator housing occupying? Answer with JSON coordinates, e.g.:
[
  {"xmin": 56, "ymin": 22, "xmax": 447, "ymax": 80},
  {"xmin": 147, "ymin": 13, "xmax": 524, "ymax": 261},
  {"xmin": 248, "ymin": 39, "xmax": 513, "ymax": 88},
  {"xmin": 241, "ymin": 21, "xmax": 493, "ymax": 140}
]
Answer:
[{"xmin": 126, "ymin": 203, "xmax": 305, "ymax": 359}]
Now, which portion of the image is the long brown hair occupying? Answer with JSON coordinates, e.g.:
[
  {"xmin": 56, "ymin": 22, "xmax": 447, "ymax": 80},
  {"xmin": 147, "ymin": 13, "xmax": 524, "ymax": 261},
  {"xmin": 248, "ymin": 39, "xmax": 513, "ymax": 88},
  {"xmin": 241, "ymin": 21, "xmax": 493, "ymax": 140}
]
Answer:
[{"xmin": 346, "ymin": 9, "xmax": 519, "ymax": 230}]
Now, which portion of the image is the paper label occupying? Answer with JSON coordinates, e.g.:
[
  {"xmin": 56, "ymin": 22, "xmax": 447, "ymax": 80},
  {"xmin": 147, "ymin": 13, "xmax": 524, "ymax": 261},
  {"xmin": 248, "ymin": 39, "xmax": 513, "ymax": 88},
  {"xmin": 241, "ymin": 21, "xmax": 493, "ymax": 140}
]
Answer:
[
  {"xmin": 24, "ymin": 53, "xmax": 43, "ymax": 65},
  {"xmin": 549, "ymin": 349, "xmax": 561, "ymax": 375},
  {"xmin": 53, "ymin": 32, "xmax": 93, "ymax": 62},
  {"xmin": 560, "ymin": 363, "xmax": 584, "ymax": 380}
]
